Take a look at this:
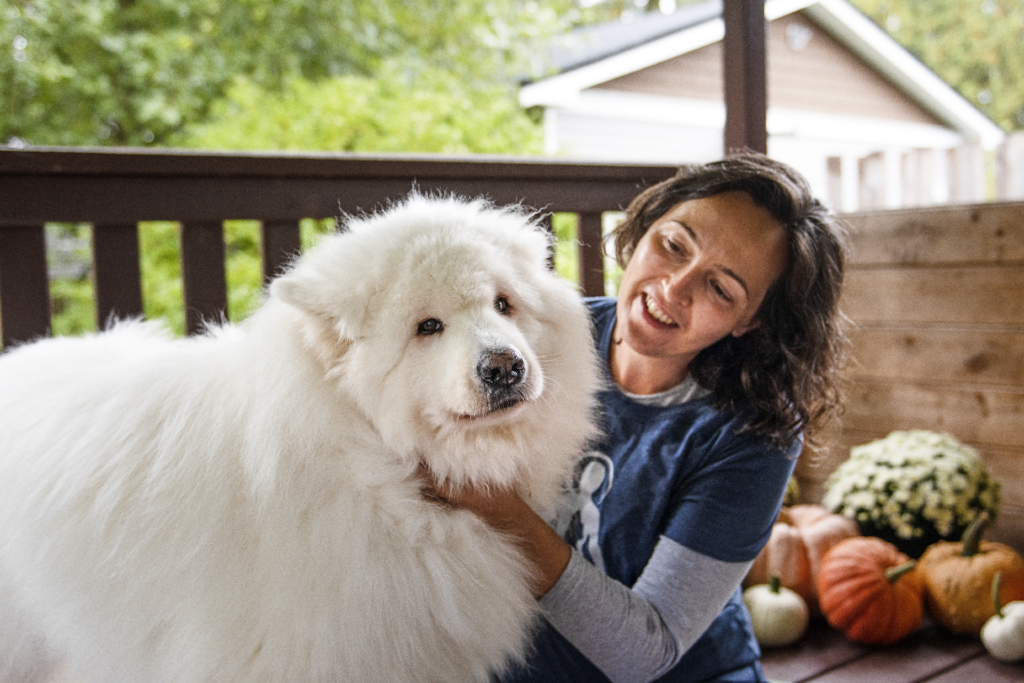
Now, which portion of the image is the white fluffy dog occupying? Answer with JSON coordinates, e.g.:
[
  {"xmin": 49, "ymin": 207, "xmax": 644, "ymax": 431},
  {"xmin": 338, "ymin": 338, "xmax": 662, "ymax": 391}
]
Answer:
[{"xmin": 0, "ymin": 195, "xmax": 599, "ymax": 683}]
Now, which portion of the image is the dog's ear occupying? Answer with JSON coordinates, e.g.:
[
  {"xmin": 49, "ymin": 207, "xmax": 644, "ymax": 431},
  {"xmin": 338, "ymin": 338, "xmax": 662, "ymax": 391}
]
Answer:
[
  {"xmin": 269, "ymin": 242, "xmax": 369, "ymax": 366},
  {"xmin": 272, "ymin": 271, "xmax": 360, "ymax": 333},
  {"xmin": 271, "ymin": 273, "xmax": 361, "ymax": 367},
  {"xmin": 271, "ymin": 273, "xmax": 329, "ymax": 318}
]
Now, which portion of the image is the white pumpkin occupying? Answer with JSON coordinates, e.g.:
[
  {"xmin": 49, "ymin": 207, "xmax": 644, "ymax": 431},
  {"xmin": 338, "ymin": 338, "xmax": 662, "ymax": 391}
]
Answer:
[
  {"xmin": 981, "ymin": 601, "xmax": 1024, "ymax": 663},
  {"xmin": 743, "ymin": 576, "xmax": 809, "ymax": 648},
  {"xmin": 980, "ymin": 572, "xmax": 1024, "ymax": 663}
]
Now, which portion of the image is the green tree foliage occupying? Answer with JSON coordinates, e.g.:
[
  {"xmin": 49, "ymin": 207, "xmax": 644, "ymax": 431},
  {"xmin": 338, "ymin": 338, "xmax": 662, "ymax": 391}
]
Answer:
[
  {"xmin": 0, "ymin": 0, "xmax": 568, "ymax": 147},
  {"xmin": 850, "ymin": 0, "xmax": 1024, "ymax": 131},
  {"xmin": 179, "ymin": 65, "xmax": 543, "ymax": 155},
  {"xmin": 2, "ymin": 0, "xmax": 222, "ymax": 146},
  {"xmin": 574, "ymin": 0, "xmax": 707, "ymax": 23}
]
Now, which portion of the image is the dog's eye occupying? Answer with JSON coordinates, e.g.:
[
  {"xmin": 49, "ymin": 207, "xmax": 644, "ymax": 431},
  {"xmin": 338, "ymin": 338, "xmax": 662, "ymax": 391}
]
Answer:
[
  {"xmin": 495, "ymin": 297, "xmax": 511, "ymax": 315},
  {"xmin": 417, "ymin": 318, "xmax": 444, "ymax": 336}
]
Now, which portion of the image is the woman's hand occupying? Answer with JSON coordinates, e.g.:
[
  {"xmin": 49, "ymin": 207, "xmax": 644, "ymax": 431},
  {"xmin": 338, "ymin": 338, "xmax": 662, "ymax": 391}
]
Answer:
[{"xmin": 419, "ymin": 464, "xmax": 573, "ymax": 598}]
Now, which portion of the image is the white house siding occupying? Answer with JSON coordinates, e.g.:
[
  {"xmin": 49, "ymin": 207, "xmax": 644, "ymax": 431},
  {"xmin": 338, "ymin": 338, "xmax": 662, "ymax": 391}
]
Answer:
[
  {"xmin": 544, "ymin": 93, "xmax": 724, "ymax": 163},
  {"xmin": 546, "ymin": 87, "xmax": 963, "ymax": 211}
]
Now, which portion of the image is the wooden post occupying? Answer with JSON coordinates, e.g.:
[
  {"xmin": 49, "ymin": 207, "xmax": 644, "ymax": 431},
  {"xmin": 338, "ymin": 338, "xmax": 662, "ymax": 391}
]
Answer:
[{"xmin": 722, "ymin": 0, "xmax": 767, "ymax": 155}]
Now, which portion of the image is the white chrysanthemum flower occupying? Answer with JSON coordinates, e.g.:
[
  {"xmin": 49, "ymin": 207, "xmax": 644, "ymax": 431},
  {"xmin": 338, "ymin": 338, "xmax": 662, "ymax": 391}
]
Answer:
[{"xmin": 823, "ymin": 430, "xmax": 1000, "ymax": 542}]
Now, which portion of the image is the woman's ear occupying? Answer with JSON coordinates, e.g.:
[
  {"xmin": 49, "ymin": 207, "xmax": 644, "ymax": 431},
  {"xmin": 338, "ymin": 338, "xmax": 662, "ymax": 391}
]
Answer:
[{"xmin": 731, "ymin": 318, "xmax": 761, "ymax": 338}]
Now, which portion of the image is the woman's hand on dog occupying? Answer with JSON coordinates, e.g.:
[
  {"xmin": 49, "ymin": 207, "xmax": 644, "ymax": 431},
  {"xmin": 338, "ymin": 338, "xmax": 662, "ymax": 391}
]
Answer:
[{"xmin": 418, "ymin": 464, "xmax": 572, "ymax": 599}]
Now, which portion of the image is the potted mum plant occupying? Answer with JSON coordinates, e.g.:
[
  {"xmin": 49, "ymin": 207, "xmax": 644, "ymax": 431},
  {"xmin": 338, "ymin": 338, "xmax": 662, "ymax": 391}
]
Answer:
[{"xmin": 822, "ymin": 430, "xmax": 1000, "ymax": 558}]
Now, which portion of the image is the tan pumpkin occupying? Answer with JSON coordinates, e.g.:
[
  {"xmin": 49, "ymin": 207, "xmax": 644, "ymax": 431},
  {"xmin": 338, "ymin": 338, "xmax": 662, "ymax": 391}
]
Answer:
[
  {"xmin": 745, "ymin": 504, "xmax": 860, "ymax": 613},
  {"xmin": 918, "ymin": 512, "xmax": 1024, "ymax": 636}
]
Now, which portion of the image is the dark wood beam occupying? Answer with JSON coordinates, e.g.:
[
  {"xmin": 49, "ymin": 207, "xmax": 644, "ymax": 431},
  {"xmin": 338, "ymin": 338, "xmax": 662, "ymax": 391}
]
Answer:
[
  {"xmin": 260, "ymin": 220, "xmax": 302, "ymax": 286},
  {"xmin": 0, "ymin": 149, "xmax": 676, "ymax": 223},
  {"xmin": 723, "ymin": 0, "xmax": 768, "ymax": 154},
  {"xmin": 92, "ymin": 222, "xmax": 144, "ymax": 328},
  {"xmin": 180, "ymin": 221, "xmax": 227, "ymax": 335},
  {"xmin": 0, "ymin": 225, "xmax": 50, "ymax": 347},
  {"xmin": 578, "ymin": 212, "xmax": 605, "ymax": 297}
]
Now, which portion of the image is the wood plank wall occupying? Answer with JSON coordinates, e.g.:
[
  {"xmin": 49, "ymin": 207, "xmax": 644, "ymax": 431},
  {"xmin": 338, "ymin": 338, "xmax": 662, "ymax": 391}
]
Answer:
[{"xmin": 795, "ymin": 201, "xmax": 1024, "ymax": 552}]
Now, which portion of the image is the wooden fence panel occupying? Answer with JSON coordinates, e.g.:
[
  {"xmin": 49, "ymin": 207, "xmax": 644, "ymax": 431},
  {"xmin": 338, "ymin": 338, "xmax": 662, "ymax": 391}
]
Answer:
[
  {"xmin": 802, "ymin": 200, "xmax": 1024, "ymax": 552},
  {"xmin": 848, "ymin": 326, "xmax": 1024, "ymax": 387},
  {"xmin": 842, "ymin": 266, "xmax": 1024, "ymax": 326},
  {"xmin": 846, "ymin": 201, "xmax": 1024, "ymax": 266},
  {"xmin": 841, "ymin": 381, "xmax": 1024, "ymax": 450}
]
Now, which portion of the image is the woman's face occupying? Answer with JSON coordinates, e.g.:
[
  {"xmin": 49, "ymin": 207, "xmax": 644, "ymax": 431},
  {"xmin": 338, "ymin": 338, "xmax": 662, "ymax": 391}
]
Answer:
[{"xmin": 612, "ymin": 190, "xmax": 788, "ymax": 392}]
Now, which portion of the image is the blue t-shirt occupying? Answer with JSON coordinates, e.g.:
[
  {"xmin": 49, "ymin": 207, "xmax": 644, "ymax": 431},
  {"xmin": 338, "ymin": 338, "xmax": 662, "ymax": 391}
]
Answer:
[{"xmin": 504, "ymin": 297, "xmax": 798, "ymax": 683}]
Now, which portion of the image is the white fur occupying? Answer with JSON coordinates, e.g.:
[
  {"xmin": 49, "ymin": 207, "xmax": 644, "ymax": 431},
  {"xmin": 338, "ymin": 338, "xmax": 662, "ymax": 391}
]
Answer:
[{"xmin": 0, "ymin": 195, "xmax": 600, "ymax": 683}]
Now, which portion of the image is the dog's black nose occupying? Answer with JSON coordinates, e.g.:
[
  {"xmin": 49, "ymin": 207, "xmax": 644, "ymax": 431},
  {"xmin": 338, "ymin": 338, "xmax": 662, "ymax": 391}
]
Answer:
[{"xmin": 477, "ymin": 348, "xmax": 527, "ymax": 389}]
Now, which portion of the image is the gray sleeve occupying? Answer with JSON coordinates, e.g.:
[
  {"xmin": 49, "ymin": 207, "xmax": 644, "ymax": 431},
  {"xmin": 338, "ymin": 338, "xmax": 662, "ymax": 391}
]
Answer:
[{"xmin": 538, "ymin": 535, "xmax": 752, "ymax": 683}]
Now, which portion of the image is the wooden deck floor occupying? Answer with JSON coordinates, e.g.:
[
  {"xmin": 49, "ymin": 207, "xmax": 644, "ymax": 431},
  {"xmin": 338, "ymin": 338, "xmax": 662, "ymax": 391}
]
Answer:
[{"xmin": 760, "ymin": 618, "xmax": 1024, "ymax": 683}]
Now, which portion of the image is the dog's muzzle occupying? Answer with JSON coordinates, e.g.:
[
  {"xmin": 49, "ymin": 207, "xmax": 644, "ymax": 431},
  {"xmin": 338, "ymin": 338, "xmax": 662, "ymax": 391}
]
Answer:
[{"xmin": 476, "ymin": 347, "xmax": 529, "ymax": 412}]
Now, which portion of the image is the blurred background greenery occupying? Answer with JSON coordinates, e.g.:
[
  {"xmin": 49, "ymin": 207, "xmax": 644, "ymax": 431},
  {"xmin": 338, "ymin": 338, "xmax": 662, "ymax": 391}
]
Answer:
[{"xmin": 4, "ymin": 0, "xmax": 1020, "ymax": 334}]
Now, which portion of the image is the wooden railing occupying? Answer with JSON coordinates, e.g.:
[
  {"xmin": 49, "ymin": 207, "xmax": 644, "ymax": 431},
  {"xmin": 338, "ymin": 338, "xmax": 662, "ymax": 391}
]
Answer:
[{"xmin": 0, "ymin": 147, "xmax": 677, "ymax": 347}]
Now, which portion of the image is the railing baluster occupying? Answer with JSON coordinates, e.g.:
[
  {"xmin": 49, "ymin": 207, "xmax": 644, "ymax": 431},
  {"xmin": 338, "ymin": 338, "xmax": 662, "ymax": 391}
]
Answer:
[
  {"xmin": 0, "ymin": 225, "xmax": 51, "ymax": 348},
  {"xmin": 180, "ymin": 221, "xmax": 227, "ymax": 335},
  {"xmin": 261, "ymin": 220, "xmax": 302, "ymax": 286},
  {"xmin": 578, "ymin": 212, "xmax": 605, "ymax": 298},
  {"xmin": 92, "ymin": 222, "xmax": 143, "ymax": 329},
  {"xmin": 537, "ymin": 213, "xmax": 555, "ymax": 270}
]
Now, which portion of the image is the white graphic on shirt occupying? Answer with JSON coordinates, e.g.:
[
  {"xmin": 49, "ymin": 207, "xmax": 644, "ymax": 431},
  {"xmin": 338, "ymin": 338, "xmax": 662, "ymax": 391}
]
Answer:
[{"xmin": 550, "ymin": 451, "xmax": 614, "ymax": 572}]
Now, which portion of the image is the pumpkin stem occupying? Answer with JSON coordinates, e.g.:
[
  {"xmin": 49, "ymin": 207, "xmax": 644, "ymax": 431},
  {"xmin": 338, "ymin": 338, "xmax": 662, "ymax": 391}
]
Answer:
[
  {"xmin": 884, "ymin": 560, "xmax": 917, "ymax": 584},
  {"xmin": 770, "ymin": 575, "xmax": 781, "ymax": 594},
  {"xmin": 992, "ymin": 572, "xmax": 1005, "ymax": 619},
  {"xmin": 960, "ymin": 511, "xmax": 991, "ymax": 557}
]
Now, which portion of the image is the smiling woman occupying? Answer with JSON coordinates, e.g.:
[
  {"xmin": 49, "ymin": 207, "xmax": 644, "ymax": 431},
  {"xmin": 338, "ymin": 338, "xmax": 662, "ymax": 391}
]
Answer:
[
  {"xmin": 611, "ymin": 155, "xmax": 849, "ymax": 448},
  {"xmin": 426, "ymin": 152, "xmax": 851, "ymax": 683},
  {"xmin": 610, "ymin": 191, "xmax": 788, "ymax": 395}
]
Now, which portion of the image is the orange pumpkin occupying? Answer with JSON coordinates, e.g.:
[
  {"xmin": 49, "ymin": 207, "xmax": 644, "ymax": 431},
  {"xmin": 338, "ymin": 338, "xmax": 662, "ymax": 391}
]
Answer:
[
  {"xmin": 818, "ymin": 536, "xmax": 924, "ymax": 645},
  {"xmin": 745, "ymin": 504, "xmax": 859, "ymax": 613},
  {"xmin": 918, "ymin": 512, "xmax": 1024, "ymax": 636}
]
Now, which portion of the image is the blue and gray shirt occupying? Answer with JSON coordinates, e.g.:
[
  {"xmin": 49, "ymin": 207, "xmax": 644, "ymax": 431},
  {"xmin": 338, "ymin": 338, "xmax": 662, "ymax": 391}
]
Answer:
[{"xmin": 503, "ymin": 297, "xmax": 798, "ymax": 683}]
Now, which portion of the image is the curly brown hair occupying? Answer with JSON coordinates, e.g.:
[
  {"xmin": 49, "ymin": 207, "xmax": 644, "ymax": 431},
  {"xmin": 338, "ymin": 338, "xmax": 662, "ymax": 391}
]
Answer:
[{"xmin": 611, "ymin": 153, "xmax": 849, "ymax": 449}]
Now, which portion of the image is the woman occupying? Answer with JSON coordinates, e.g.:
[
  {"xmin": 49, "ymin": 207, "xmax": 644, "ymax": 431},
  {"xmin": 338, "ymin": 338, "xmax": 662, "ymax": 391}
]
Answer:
[{"xmin": 426, "ymin": 153, "xmax": 848, "ymax": 683}]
